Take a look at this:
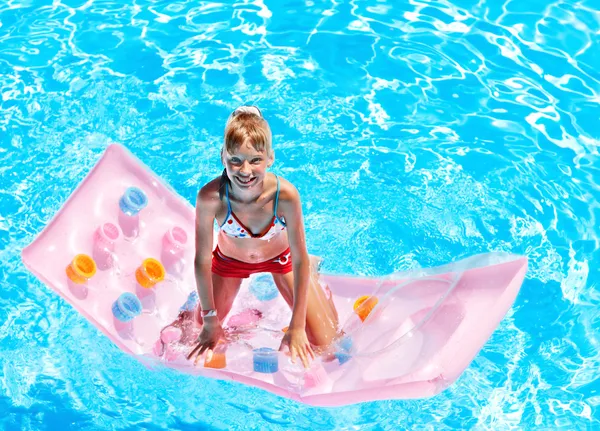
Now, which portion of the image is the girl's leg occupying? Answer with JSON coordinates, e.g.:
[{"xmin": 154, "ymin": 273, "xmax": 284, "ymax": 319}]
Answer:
[{"xmin": 271, "ymin": 257, "xmax": 339, "ymax": 347}]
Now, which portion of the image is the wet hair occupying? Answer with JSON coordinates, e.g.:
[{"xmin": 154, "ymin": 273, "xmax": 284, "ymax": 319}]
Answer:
[
  {"xmin": 223, "ymin": 107, "xmax": 272, "ymax": 155},
  {"xmin": 219, "ymin": 106, "xmax": 272, "ymax": 200}
]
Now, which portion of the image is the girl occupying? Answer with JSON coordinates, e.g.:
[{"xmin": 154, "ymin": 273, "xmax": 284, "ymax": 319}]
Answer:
[{"xmin": 186, "ymin": 106, "xmax": 339, "ymax": 368}]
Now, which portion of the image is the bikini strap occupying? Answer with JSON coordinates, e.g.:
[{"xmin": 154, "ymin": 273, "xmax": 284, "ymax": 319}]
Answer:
[
  {"xmin": 220, "ymin": 182, "xmax": 232, "ymax": 228},
  {"xmin": 225, "ymin": 182, "xmax": 232, "ymax": 212},
  {"xmin": 273, "ymin": 175, "xmax": 280, "ymax": 217}
]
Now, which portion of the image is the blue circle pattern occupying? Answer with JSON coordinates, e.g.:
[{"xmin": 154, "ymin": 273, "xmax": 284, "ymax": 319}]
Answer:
[
  {"xmin": 119, "ymin": 187, "xmax": 148, "ymax": 216},
  {"xmin": 112, "ymin": 292, "xmax": 142, "ymax": 322},
  {"xmin": 334, "ymin": 335, "xmax": 353, "ymax": 365},
  {"xmin": 253, "ymin": 347, "xmax": 279, "ymax": 373},
  {"xmin": 180, "ymin": 291, "xmax": 199, "ymax": 312},
  {"xmin": 249, "ymin": 273, "xmax": 279, "ymax": 301}
]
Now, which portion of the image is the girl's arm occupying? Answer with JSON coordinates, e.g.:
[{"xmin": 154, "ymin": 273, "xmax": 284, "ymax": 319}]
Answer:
[
  {"xmin": 187, "ymin": 182, "xmax": 223, "ymax": 362},
  {"xmin": 278, "ymin": 180, "xmax": 315, "ymax": 365},
  {"xmin": 194, "ymin": 184, "xmax": 220, "ymax": 316}
]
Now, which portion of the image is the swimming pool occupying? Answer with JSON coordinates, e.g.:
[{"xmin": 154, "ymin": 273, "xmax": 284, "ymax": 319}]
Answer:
[{"xmin": 1, "ymin": 0, "xmax": 598, "ymax": 429}]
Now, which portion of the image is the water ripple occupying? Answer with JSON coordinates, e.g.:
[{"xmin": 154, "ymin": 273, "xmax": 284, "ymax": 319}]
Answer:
[{"xmin": 1, "ymin": 0, "xmax": 599, "ymax": 429}]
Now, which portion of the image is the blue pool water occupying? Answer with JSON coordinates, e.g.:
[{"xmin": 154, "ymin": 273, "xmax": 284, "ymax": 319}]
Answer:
[{"xmin": 1, "ymin": 0, "xmax": 599, "ymax": 429}]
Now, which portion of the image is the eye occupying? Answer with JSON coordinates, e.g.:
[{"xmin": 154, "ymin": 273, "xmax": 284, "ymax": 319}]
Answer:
[
  {"xmin": 251, "ymin": 158, "xmax": 262, "ymax": 164},
  {"xmin": 230, "ymin": 157, "xmax": 242, "ymax": 165}
]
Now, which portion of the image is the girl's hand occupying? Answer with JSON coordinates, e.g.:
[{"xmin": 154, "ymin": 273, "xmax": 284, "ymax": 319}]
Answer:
[
  {"xmin": 187, "ymin": 318, "xmax": 223, "ymax": 365},
  {"xmin": 279, "ymin": 327, "xmax": 315, "ymax": 368}
]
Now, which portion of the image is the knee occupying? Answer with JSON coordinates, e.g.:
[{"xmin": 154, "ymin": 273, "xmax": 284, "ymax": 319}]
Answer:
[
  {"xmin": 309, "ymin": 255, "xmax": 323, "ymax": 273},
  {"xmin": 307, "ymin": 326, "xmax": 337, "ymax": 348}
]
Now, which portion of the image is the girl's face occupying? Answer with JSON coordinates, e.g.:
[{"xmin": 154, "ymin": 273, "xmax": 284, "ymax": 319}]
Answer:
[{"xmin": 223, "ymin": 140, "xmax": 273, "ymax": 190}]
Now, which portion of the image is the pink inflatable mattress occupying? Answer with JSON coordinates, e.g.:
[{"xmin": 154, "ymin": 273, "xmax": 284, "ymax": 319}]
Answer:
[{"xmin": 22, "ymin": 144, "xmax": 527, "ymax": 406}]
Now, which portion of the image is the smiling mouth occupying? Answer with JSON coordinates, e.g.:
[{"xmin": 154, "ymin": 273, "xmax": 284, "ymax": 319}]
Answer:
[{"xmin": 235, "ymin": 176, "xmax": 256, "ymax": 186}]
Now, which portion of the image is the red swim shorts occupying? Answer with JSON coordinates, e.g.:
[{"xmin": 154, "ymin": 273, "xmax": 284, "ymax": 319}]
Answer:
[{"xmin": 211, "ymin": 246, "xmax": 293, "ymax": 278}]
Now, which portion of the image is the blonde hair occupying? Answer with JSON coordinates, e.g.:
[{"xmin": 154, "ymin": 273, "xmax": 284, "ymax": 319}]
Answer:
[
  {"xmin": 223, "ymin": 106, "xmax": 272, "ymax": 156},
  {"xmin": 219, "ymin": 106, "xmax": 272, "ymax": 199}
]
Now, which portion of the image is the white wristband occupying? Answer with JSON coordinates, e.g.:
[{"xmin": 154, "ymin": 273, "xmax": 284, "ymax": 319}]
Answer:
[{"xmin": 201, "ymin": 309, "xmax": 218, "ymax": 318}]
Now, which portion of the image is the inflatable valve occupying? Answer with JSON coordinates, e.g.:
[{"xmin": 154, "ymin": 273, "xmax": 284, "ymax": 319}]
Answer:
[
  {"xmin": 180, "ymin": 291, "xmax": 199, "ymax": 312},
  {"xmin": 152, "ymin": 326, "xmax": 182, "ymax": 360},
  {"xmin": 253, "ymin": 347, "xmax": 279, "ymax": 373},
  {"xmin": 93, "ymin": 222, "xmax": 120, "ymax": 269},
  {"xmin": 249, "ymin": 273, "xmax": 279, "ymax": 302},
  {"xmin": 119, "ymin": 187, "xmax": 148, "ymax": 239},
  {"xmin": 95, "ymin": 222, "xmax": 120, "ymax": 250},
  {"xmin": 160, "ymin": 326, "xmax": 182, "ymax": 344},
  {"xmin": 112, "ymin": 292, "xmax": 142, "ymax": 322},
  {"xmin": 119, "ymin": 187, "xmax": 148, "ymax": 216},
  {"xmin": 163, "ymin": 226, "xmax": 187, "ymax": 253},
  {"xmin": 136, "ymin": 258, "xmax": 165, "ymax": 288},
  {"xmin": 334, "ymin": 335, "xmax": 353, "ymax": 365},
  {"xmin": 66, "ymin": 254, "xmax": 97, "ymax": 285},
  {"xmin": 161, "ymin": 226, "xmax": 188, "ymax": 275},
  {"xmin": 204, "ymin": 343, "xmax": 227, "ymax": 369},
  {"xmin": 353, "ymin": 295, "xmax": 379, "ymax": 322}
]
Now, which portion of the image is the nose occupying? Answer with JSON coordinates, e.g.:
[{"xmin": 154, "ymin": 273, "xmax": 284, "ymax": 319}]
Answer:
[{"xmin": 239, "ymin": 160, "xmax": 251, "ymax": 175}]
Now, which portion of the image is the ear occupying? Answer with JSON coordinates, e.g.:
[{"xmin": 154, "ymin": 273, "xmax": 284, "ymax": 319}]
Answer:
[{"xmin": 267, "ymin": 151, "xmax": 275, "ymax": 168}]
